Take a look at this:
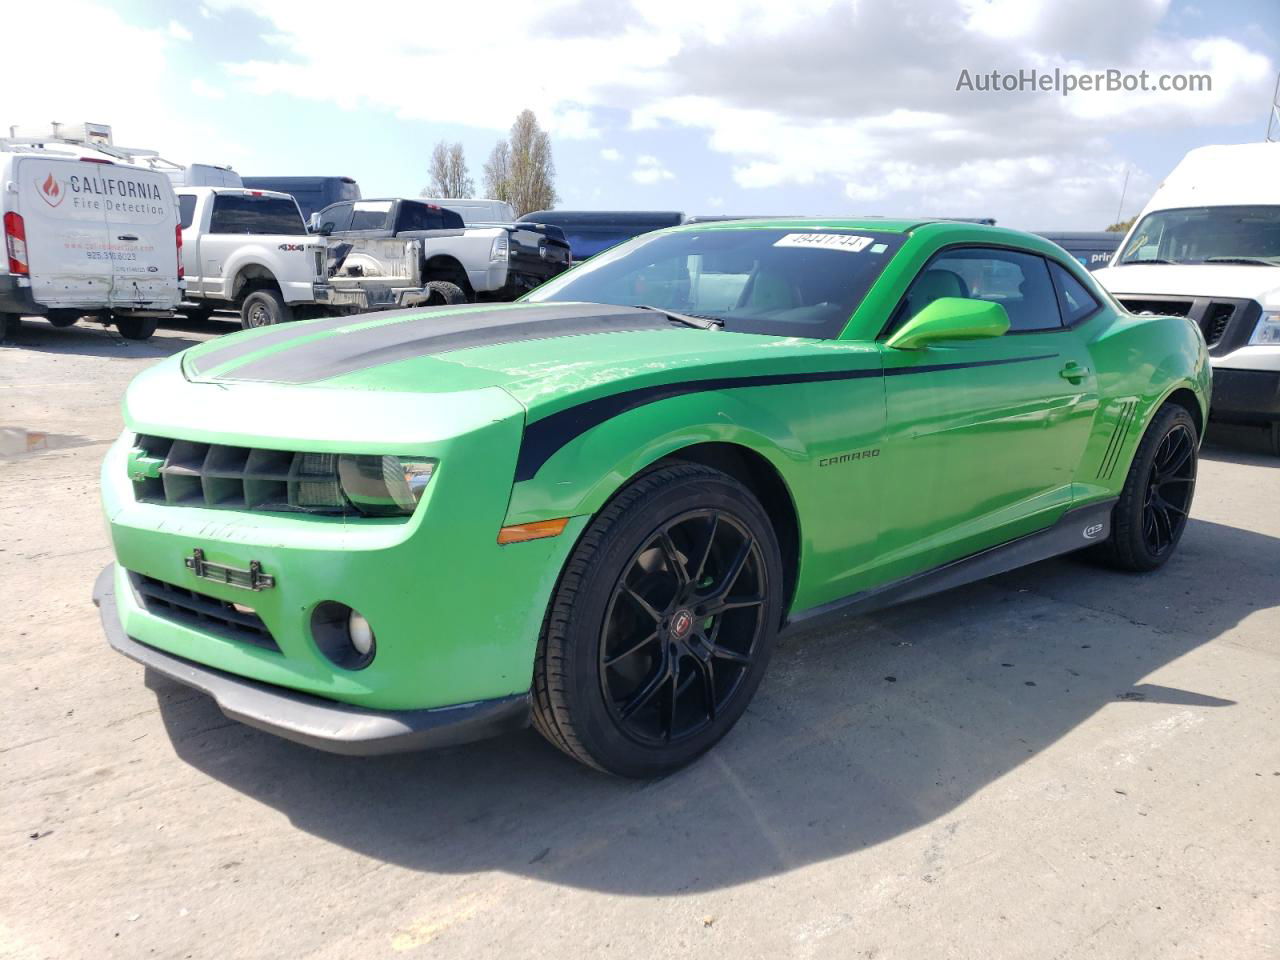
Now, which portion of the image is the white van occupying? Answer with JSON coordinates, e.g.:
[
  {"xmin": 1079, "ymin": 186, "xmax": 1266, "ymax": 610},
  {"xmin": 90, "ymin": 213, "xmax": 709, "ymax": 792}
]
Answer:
[
  {"xmin": 419, "ymin": 197, "xmax": 517, "ymax": 224},
  {"xmin": 1094, "ymin": 142, "xmax": 1280, "ymax": 453},
  {"xmin": 1, "ymin": 145, "xmax": 182, "ymax": 339}
]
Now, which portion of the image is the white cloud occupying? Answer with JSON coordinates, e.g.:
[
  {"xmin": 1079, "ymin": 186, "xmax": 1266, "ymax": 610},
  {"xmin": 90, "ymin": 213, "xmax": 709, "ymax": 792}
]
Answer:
[
  {"xmin": 707, "ymin": 195, "xmax": 725, "ymax": 207},
  {"xmin": 191, "ymin": 78, "xmax": 225, "ymax": 101},
  {"xmin": 167, "ymin": 20, "xmax": 193, "ymax": 41},
  {"xmin": 3, "ymin": 2, "xmax": 248, "ymax": 169},
  {"xmin": 600, "ymin": 147, "xmax": 623, "ymax": 162},
  {"xmin": 632, "ymin": 155, "xmax": 675, "ymax": 184}
]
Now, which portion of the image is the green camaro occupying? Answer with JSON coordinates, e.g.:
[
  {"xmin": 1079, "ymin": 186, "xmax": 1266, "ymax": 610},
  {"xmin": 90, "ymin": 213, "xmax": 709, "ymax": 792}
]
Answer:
[{"xmin": 94, "ymin": 219, "xmax": 1210, "ymax": 776}]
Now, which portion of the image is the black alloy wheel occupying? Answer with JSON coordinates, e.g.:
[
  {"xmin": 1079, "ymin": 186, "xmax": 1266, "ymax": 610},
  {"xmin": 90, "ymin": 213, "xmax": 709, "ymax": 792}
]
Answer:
[
  {"xmin": 1141, "ymin": 421, "xmax": 1196, "ymax": 557},
  {"xmin": 599, "ymin": 509, "xmax": 767, "ymax": 746}
]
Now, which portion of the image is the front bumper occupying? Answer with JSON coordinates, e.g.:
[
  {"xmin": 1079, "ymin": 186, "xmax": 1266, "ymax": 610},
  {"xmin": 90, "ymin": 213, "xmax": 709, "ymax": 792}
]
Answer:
[
  {"xmin": 94, "ymin": 565, "xmax": 530, "ymax": 755},
  {"xmin": 1210, "ymin": 366, "xmax": 1280, "ymax": 425}
]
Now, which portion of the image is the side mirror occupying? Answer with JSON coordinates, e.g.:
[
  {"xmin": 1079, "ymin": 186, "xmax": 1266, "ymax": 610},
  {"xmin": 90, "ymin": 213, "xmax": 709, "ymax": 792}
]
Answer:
[
  {"xmin": 316, "ymin": 222, "xmax": 335, "ymax": 237},
  {"xmin": 885, "ymin": 296, "xmax": 1010, "ymax": 350}
]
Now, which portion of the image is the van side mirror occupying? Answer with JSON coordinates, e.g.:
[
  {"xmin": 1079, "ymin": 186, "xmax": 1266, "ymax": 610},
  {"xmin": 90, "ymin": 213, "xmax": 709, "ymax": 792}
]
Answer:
[{"xmin": 885, "ymin": 297, "xmax": 1010, "ymax": 350}]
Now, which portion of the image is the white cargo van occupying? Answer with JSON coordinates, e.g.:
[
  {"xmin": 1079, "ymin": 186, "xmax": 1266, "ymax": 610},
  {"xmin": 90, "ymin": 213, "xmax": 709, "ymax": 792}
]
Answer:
[
  {"xmin": 1, "ymin": 144, "xmax": 181, "ymax": 339},
  {"xmin": 1094, "ymin": 142, "xmax": 1280, "ymax": 453}
]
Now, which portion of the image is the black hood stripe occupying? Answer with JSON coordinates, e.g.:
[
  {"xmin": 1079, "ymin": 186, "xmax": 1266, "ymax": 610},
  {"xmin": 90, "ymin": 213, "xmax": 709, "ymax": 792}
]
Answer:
[
  {"xmin": 193, "ymin": 303, "xmax": 675, "ymax": 384},
  {"xmin": 514, "ymin": 353, "xmax": 1058, "ymax": 482}
]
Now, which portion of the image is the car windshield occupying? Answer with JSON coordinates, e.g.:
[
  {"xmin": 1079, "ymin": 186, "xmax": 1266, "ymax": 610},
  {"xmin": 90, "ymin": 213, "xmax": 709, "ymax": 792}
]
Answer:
[
  {"xmin": 1118, "ymin": 205, "xmax": 1280, "ymax": 265},
  {"xmin": 525, "ymin": 227, "xmax": 907, "ymax": 338}
]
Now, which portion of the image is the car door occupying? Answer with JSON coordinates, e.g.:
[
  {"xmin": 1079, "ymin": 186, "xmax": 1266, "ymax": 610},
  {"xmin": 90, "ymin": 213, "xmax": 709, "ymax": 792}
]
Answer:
[
  {"xmin": 875, "ymin": 245, "xmax": 1099, "ymax": 581},
  {"xmin": 102, "ymin": 166, "xmax": 180, "ymax": 311}
]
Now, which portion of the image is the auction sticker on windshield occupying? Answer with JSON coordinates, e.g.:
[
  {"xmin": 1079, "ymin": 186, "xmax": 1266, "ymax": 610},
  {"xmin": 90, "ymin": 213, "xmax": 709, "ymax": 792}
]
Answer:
[{"xmin": 773, "ymin": 233, "xmax": 878, "ymax": 253}]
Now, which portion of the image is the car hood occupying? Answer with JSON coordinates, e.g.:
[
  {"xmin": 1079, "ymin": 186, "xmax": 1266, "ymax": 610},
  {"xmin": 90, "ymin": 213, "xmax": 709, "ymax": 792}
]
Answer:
[
  {"xmin": 1094, "ymin": 263, "xmax": 1280, "ymax": 307},
  {"xmin": 180, "ymin": 301, "xmax": 879, "ymax": 419}
]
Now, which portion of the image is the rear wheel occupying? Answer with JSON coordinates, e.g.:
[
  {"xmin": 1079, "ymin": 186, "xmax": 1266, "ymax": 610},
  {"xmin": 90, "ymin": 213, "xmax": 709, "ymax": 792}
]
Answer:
[
  {"xmin": 425, "ymin": 280, "xmax": 467, "ymax": 305},
  {"xmin": 240, "ymin": 288, "xmax": 292, "ymax": 329},
  {"xmin": 532, "ymin": 463, "xmax": 783, "ymax": 777},
  {"xmin": 1, "ymin": 315, "xmax": 19, "ymax": 339},
  {"xmin": 1094, "ymin": 404, "xmax": 1198, "ymax": 571},
  {"xmin": 114, "ymin": 316, "xmax": 158, "ymax": 340},
  {"xmin": 1268, "ymin": 423, "xmax": 1280, "ymax": 458}
]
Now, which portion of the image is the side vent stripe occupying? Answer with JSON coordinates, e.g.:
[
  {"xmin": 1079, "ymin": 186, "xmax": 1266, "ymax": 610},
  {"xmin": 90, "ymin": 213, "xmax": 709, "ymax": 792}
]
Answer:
[{"xmin": 1098, "ymin": 400, "xmax": 1137, "ymax": 480}]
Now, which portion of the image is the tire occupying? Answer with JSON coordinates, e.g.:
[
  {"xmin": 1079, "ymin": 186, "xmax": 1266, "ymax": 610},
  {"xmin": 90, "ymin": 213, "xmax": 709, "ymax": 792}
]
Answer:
[
  {"xmin": 240, "ymin": 288, "xmax": 292, "ymax": 329},
  {"xmin": 425, "ymin": 280, "xmax": 467, "ymax": 305},
  {"xmin": 181, "ymin": 303, "xmax": 217, "ymax": 323},
  {"xmin": 114, "ymin": 316, "xmax": 158, "ymax": 341},
  {"xmin": 1093, "ymin": 404, "xmax": 1198, "ymax": 572},
  {"xmin": 1, "ymin": 314, "xmax": 19, "ymax": 339},
  {"xmin": 1268, "ymin": 423, "xmax": 1280, "ymax": 458},
  {"xmin": 531, "ymin": 463, "xmax": 784, "ymax": 777}
]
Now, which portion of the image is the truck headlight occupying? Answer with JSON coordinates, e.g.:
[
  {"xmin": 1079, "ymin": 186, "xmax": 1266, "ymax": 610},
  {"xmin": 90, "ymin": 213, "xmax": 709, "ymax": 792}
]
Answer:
[
  {"xmin": 1248, "ymin": 311, "xmax": 1280, "ymax": 346},
  {"xmin": 337, "ymin": 455, "xmax": 436, "ymax": 516}
]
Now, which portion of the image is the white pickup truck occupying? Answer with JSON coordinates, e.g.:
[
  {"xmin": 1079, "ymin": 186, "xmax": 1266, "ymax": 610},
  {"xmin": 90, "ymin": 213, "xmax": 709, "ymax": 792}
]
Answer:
[
  {"xmin": 177, "ymin": 187, "xmax": 332, "ymax": 328},
  {"xmin": 1, "ymin": 142, "xmax": 181, "ymax": 340},
  {"xmin": 315, "ymin": 197, "xmax": 572, "ymax": 307}
]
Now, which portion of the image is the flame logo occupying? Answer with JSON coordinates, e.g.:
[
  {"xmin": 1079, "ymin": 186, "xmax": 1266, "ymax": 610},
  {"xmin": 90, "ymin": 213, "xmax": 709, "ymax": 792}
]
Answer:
[{"xmin": 36, "ymin": 172, "xmax": 66, "ymax": 207}]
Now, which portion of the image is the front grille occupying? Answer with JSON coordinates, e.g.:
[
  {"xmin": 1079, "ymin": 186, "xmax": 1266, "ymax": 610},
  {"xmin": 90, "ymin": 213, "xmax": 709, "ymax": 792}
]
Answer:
[
  {"xmin": 1201, "ymin": 302, "xmax": 1234, "ymax": 347},
  {"xmin": 1120, "ymin": 297, "xmax": 1194, "ymax": 317},
  {"xmin": 131, "ymin": 572, "xmax": 279, "ymax": 651},
  {"xmin": 130, "ymin": 435, "xmax": 347, "ymax": 514},
  {"xmin": 1118, "ymin": 295, "xmax": 1258, "ymax": 355}
]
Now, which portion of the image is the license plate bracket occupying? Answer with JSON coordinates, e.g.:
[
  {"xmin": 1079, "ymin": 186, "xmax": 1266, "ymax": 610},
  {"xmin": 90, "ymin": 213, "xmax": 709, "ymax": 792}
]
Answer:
[{"xmin": 184, "ymin": 548, "xmax": 276, "ymax": 591}]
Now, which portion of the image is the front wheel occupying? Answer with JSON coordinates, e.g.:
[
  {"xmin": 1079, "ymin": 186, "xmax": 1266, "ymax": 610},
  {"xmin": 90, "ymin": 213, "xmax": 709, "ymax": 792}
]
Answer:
[
  {"xmin": 1094, "ymin": 404, "xmax": 1198, "ymax": 571},
  {"xmin": 532, "ymin": 463, "xmax": 783, "ymax": 777},
  {"xmin": 240, "ymin": 288, "xmax": 292, "ymax": 329}
]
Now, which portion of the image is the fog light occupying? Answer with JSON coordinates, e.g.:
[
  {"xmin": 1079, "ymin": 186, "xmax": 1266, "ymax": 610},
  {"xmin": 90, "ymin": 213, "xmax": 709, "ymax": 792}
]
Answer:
[
  {"xmin": 348, "ymin": 611, "xmax": 375, "ymax": 656},
  {"xmin": 311, "ymin": 601, "xmax": 376, "ymax": 669}
]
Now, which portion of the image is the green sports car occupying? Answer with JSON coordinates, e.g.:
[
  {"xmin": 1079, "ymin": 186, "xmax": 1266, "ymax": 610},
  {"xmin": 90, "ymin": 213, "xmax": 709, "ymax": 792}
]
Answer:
[{"xmin": 94, "ymin": 219, "xmax": 1210, "ymax": 776}]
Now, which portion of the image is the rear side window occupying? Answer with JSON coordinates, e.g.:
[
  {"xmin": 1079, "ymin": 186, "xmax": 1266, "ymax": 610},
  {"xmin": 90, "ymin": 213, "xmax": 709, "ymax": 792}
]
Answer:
[
  {"xmin": 394, "ymin": 203, "xmax": 463, "ymax": 231},
  {"xmin": 907, "ymin": 247, "xmax": 1064, "ymax": 332},
  {"xmin": 209, "ymin": 195, "xmax": 306, "ymax": 235},
  {"xmin": 1048, "ymin": 261, "xmax": 1101, "ymax": 324},
  {"xmin": 178, "ymin": 195, "xmax": 196, "ymax": 230},
  {"xmin": 349, "ymin": 201, "xmax": 394, "ymax": 231}
]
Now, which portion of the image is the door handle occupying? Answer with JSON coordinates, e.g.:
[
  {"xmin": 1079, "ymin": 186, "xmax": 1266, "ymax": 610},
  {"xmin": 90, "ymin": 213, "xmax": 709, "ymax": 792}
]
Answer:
[
  {"xmin": 117, "ymin": 234, "xmax": 139, "ymax": 241},
  {"xmin": 1059, "ymin": 362, "xmax": 1089, "ymax": 383}
]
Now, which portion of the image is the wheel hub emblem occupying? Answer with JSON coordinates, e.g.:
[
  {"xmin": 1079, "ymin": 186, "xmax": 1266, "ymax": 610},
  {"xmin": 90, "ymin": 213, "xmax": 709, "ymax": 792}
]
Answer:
[{"xmin": 670, "ymin": 608, "xmax": 694, "ymax": 640}]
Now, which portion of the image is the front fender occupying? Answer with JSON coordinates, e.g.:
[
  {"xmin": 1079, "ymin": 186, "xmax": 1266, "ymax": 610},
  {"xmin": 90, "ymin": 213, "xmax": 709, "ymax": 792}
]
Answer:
[{"xmin": 504, "ymin": 389, "xmax": 806, "ymax": 525}]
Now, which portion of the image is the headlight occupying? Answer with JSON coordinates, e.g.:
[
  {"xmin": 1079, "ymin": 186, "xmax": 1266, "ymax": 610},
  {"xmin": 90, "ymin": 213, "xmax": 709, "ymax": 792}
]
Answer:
[
  {"xmin": 336, "ymin": 455, "xmax": 436, "ymax": 516},
  {"xmin": 1248, "ymin": 310, "xmax": 1280, "ymax": 346},
  {"xmin": 490, "ymin": 234, "xmax": 509, "ymax": 262}
]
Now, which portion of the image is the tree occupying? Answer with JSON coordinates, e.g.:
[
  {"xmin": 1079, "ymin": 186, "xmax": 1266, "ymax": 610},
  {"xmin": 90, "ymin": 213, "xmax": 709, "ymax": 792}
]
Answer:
[
  {"xmin": 423, "ymin": 141, "xmax": 473, "ymax": 199},
  {"xmin": 483, "ymin": 140, "xmax": 511, "ymax": 205},
  {"xmin": 483, "ymin": 110, "xmax": 557, "ymax": 216},
  {"xmin": 1105, "ymin": 216, "xmax": 1136, "ymax": 233}
]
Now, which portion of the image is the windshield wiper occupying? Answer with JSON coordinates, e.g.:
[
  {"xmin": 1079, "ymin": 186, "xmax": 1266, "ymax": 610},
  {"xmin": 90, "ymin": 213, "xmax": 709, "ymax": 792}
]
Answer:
[
  {"xmin": 632, "ymin": 305, "xmax": 724, "ymax": 330},
  {"xmin": 1119, "ymin": 258, "xmax": 1178, "ymax": 266},
  {"xmin": 1203, "ymin": 256, "xmax": 1279, "ymax": 266}
]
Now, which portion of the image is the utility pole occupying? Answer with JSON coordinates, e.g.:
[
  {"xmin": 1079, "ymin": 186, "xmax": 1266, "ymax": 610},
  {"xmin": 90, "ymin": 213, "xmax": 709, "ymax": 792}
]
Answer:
[{"xmin": 1115, "ymin": 167, "xmax": 1130, "ymax": 226}]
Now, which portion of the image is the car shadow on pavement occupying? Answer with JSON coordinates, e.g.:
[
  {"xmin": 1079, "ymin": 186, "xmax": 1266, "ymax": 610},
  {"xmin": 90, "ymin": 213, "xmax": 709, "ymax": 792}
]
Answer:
[
  {"xmin": 1202, "ymin": 423, "xmax": 1277, "ymax": 465},
  {"xmin": 148, "ymin": 516, "xmax": 1273, "ymax": 895},
  {"xmin": 2, "ymin": 318, "xmax": 208, "ymax": 357}
]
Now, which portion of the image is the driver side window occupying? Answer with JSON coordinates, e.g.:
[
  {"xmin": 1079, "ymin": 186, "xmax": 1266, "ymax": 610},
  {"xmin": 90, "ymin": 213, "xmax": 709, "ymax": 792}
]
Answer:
[
  {"xmin": 902, "ymin": 247, "xmax": 1064, "ymax": 332},
  {"xmin": 318, "ymin": 202, "xmax": 353, "ymax": 235}
]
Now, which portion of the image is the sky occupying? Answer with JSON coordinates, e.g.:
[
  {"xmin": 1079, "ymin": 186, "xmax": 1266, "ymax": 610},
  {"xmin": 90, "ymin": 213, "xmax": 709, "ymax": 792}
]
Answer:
[{"xmin": 1, "ymin": 0, "xmax": 1276, "ymax": 229}]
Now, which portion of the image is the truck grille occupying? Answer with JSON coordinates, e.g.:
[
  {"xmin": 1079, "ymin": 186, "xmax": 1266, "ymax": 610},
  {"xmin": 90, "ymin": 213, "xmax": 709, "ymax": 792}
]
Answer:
[
  {"xmin": 1118, "ymin": 296, "xmax": 1256, "ymax": 352},
  {"xmin": 131, "ymin": 572, "xmax": 279, "ymax": 651},
  {"xmin": 129, "ymin": 435, "xmax": 346, "ymax": 514}
]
